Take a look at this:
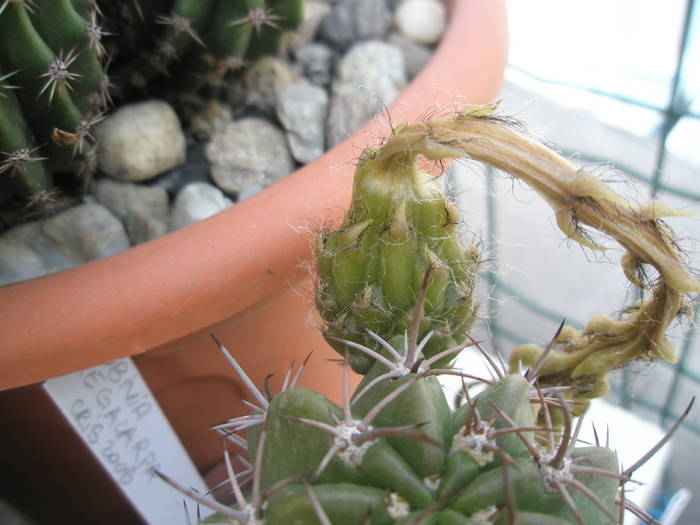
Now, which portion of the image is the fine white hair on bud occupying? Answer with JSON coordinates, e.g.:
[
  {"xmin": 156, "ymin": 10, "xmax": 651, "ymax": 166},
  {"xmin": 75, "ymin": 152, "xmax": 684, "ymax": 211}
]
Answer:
[
  {"xmin": 451, "ymin": 424, "xmax": 496, "ymax": 467},
  {"xmin": 386, "ymin": 493, "xmax": 410, "ymax": 520}
]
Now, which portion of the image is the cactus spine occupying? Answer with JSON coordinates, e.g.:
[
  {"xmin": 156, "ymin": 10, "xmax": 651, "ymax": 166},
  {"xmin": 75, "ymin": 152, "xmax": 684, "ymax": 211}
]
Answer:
[{"xmin": 158, "ymin": 105, "xmax": 698, "ymax": 524}]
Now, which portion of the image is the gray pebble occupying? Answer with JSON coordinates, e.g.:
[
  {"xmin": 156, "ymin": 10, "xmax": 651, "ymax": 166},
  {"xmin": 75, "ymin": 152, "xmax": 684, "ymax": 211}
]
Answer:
[
  {"xmin": 0, "ymin": 202, "xmax": 131, "ymax": 285},
  {"xmin": 170, "ymin": 183, "xmax": 233, "ymax": 231},
  {"xmin": 320, "ymin": 0, "xmax": 392, "ymax": 49},
  {"xmin": 94, "ymin": 179, "xmax": 169, "ymax": 224},
  {"xmin": 387, "ymin": 32, "xmax": 434, "ymax": 79},
  {"xmin": 327, "ymin": 40, "xmax": 406, "ymax": 147},
  {"xmin": 93, "ymin": 178, "xmax": 169, "ymax": 245},
  {"xmin": 238, "ymin": 184, "xmax": 265, "ymax": 201},
  {"xmin": 188, "ymin": 100, "xmax": 233, "ymax": 142},
  {"xmin": 283, "ymin": 0, "xmax": 333, "ymax": 52},
  {"xmin": 294, "ymin": 42, "xmax": 335, "ymax": 87},
  {"xmin": 334, "ymin": 40, "xmax": 407, "ymax": 102},
  {"xmin": 0, "ymin": 233, "xmax": 51, "ymax": 286},
  {"xmin": 148, "ymin": 143, "xmax": 211, "ymax": 197},
  {"xmin": 206, "ymin": 117, "xmax": 295, "ymax": 196},
  {"xmin": 40, "ymin": 202, "xmax": 130, "ymax": 262},
  {"xmin": 243, "ymin": 57, "xmax": 301, "ymax": 114},
  {"xmin": 125, "ymin": 208, "xmax": 169, "ymax": 245},
  {"xmin": 95, "ymin": 100, "xmax": 186, "ymax": 182},
  {"xmin": 3, "ymin": 221, "xmax": 73, "ymax": 275},
  {"xmin": 277, "ymin": 81, "xmax": 329, "ymax": 164},
  {"xmin": 395, "ymin": 0, "xmax": 446, "ymax": 46}
]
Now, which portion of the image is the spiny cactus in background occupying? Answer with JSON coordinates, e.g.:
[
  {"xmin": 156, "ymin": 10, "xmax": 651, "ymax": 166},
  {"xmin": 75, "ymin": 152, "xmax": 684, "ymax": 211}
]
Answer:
[
  {"xmin": 98, "ymin": 0, "xmax": 304, "ymax": 93},
  {"xmin": 157, "ymin": 105, "xmax": 698, "ymax": 524},
  {"xmin": 0, "ymin": 0, "xmax": 104, "ymax": 209},
  {"xmin": 0, "ymin": 0, "xmax": 303, "ymax": 210}
]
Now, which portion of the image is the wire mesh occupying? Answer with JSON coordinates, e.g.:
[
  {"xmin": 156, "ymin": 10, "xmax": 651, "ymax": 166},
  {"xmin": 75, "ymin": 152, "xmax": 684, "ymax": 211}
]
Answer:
[{"xmin": 486, "ymin": 0, "xmax": 699, "ymax": 437}]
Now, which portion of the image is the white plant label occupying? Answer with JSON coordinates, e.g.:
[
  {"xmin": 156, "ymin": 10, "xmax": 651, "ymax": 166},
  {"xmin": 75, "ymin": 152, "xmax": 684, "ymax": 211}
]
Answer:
[{"xmin": 44, "ymin": 357, "xmax": 212, "ymax": 524}]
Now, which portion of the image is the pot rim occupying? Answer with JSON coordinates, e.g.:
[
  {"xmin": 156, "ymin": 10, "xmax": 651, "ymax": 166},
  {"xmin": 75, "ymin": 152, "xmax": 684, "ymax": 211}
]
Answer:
[{"xmin": 0, "ymin": 0, "xmax": 508, "ymax": 391}]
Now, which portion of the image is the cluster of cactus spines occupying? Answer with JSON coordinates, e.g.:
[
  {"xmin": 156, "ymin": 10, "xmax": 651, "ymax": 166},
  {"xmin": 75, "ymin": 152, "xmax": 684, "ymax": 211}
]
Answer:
[
  {"xmin": 0, "ymin": 70, "xmax": 49, "ymax": 197},
  {"xmin": 159, "ymin": 333, "xmax": 691, "ymax": 524},
  {"xmin": 0, "ymin": 0, "xmax": 115, "ymax": 210},
  {"xmin": 158, "ymin": 105, "xmax": 698, "ymax": 524},
  {"xmin": 0, "ymin": 0, "xmax": 303, "ymax": 209}
]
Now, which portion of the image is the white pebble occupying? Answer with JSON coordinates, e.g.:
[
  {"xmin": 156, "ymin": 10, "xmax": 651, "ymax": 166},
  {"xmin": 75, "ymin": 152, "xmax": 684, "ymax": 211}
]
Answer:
[
  {"xmin": 169, "ymin": 183, "xmax": 232, "ymax": 231},
  {"xmin": 238, "ymin": 184, "xmax": 265, "ymax": 201},
  {"xmin": 395, "ymin": 0, "xmax": 446, "ymax": 46},
  {"xmin": 96, "ymin": 100, "xmax": 186, "ymax": 182}
]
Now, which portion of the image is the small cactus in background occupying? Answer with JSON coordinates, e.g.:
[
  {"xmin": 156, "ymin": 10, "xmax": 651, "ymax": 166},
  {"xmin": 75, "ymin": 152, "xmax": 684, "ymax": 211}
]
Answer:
[
  {"xmin": 157, "ymin": 104, "xmax": 698, "ymax": 524},
  {"xmin": 0, "ymin": 0, "xmax": 303, "ymax": 211}
]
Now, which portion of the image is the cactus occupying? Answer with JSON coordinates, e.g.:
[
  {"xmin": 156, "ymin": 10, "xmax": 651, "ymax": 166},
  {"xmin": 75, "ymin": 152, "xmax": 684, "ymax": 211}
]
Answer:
[
  {"xmin": 314, "ymin": 134, "xmax": 480, "ymax": 374},
  {"xmin": 0, "ymin": 0, "xmax": 303, "ymax": 209},
  {"xmin": 157, "ymin": 105, "xmax": 698, "ymax": 524}
]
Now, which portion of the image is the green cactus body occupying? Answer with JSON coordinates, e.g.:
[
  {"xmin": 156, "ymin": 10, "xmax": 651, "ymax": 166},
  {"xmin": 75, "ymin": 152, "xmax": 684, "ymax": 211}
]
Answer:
[
  {"xmin": 69, "ymin": 0, "xmax": 92, "ymax": 17},
  {"xmin": 0, "ymin": 75, "xmax": 50, "ymax": 203},
  {"xmin": 492, "ymin": 512, "xmax": 573, "ymax": 525},
  {"xmin": 207, "ymin": 0, "xmax": 265, "ymax": 60},
  {"xmin": 0, "ymin": 0, "xmax": 102, "ymax": 205},
  {"xmin": 155, "ymin": 0, "xmax": 215, "ymax": 64},
  {"xmin": 197, "ymin": 371, "xmax": 620, "ymax": 524},
  {"xmin": 265, "ymin": 484, "xmax": 395, "ymax": 525},
  {"xmin": 0, "ymin": 2, "xmax": 85, "ymax": 172},
  {"xmin": 30, "ymin": 0, "xmax": 103, "ymax": 111},
  {"xmin": 259, "ymin": 387, "xmax": 367, "ymax": 489},
  {"xmin": 447, "ymin": 374, "xmax": 535, "ymax": 462},
  {"xmin": 246, "ymin": 0, "xmax": 304, "ymax": 58},
  {"xmin": 351, "ymin": 366, "xmax": 451, "ymax": 478},
  {"xmin": 173, "ymin": 0, "xmax": 303, "ymax": 94},
  {"xmin": 316, "ymin": 152, "xmax": 480, "ymax": 373},
  {"xmin": 159, "ymin": 108, "xmax": 697, "ymax": 525},
  {"xmin": 450, "ymin": 447, "xmax": 619, "ymax": 521}
]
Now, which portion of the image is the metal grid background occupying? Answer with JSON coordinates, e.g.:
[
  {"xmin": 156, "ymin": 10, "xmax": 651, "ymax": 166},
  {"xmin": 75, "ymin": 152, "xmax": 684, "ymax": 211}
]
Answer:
[{"xmin": 482, "ymin": 0, "xmax": 700, "ymax": 438}]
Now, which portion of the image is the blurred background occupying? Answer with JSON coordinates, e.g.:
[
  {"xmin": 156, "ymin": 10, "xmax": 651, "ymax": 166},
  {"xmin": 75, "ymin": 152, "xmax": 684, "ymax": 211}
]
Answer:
[{"xmin": 448, "ymin": 0, "xmax": 700, "ymax": 523}]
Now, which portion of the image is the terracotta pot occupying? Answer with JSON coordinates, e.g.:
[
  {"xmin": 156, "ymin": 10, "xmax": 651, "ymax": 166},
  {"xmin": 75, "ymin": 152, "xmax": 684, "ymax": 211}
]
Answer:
[{"xmin": 0, "ymin": 1, "xmax": 507, "ymax": 522}]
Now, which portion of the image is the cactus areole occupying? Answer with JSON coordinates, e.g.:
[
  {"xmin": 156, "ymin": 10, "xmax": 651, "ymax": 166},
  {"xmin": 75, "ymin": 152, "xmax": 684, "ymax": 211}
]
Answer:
[{"xmin": 158, "ymin": 105, "xmax": 698, "ymax": 524}]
